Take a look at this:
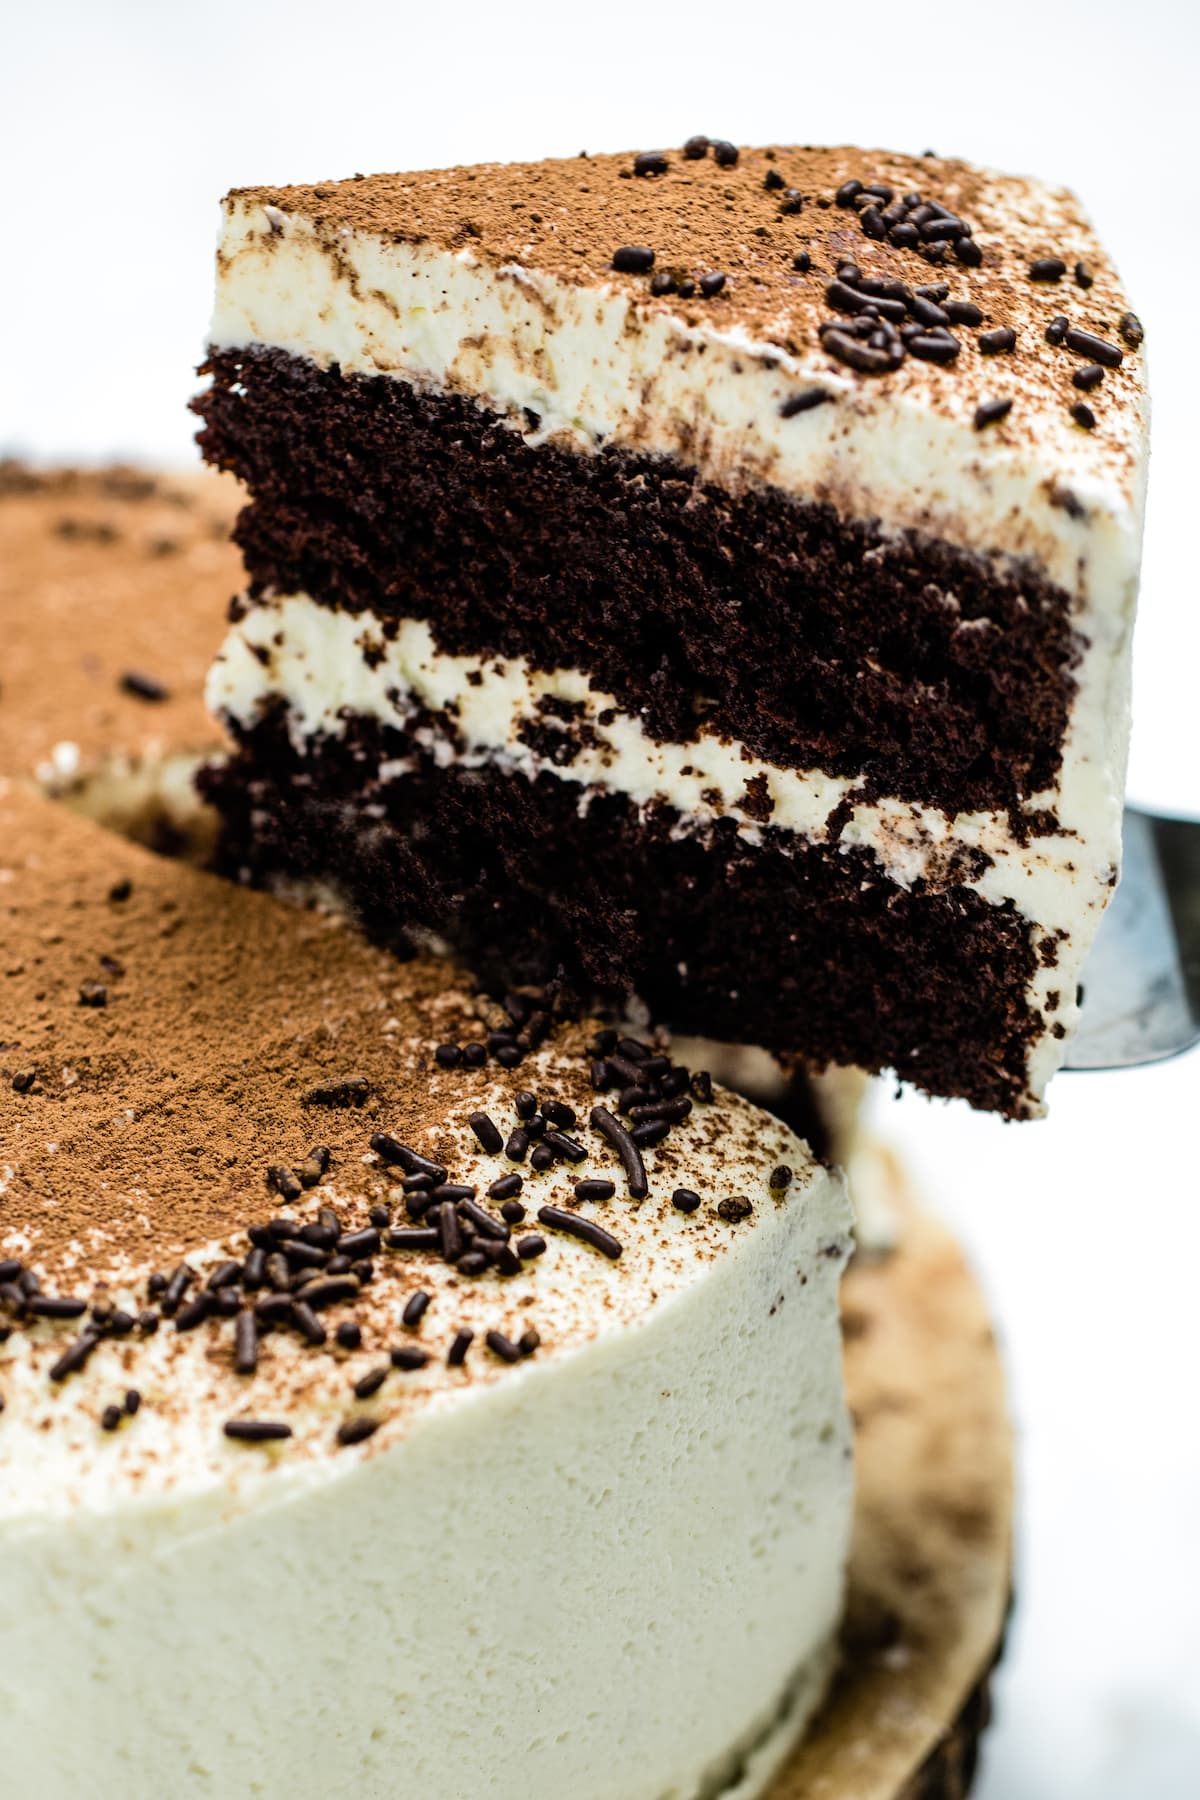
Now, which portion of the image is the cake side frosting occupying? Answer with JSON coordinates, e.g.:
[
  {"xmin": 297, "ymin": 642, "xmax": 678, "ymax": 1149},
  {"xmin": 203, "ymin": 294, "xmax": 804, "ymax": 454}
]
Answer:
[{"xmin": 0, "ymin": 787, "xmax": 853, "ymax": 1799}]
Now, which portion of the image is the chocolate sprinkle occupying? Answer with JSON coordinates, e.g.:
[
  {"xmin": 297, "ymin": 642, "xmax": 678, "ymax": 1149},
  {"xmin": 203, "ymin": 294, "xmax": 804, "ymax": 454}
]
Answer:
[
  {"xmin": 385, "ymin": 1227, "xmax": 440, "ymax": 1251},
  {"xmin": 486, "ymin": 1329, "xmax": 521, "ymax": 1364},
  {"xmin": 50, "ymin": 1332, "xmax": 100, "ymax": 1382},
  {"xmin": 437, "ymin": 1201, "xmax": 463, "ymax": 1263},
  {"xmin": 119, "ymin": 669, "xmax": 170, "ymax": 703},
  {"xmin": 25, "ymin": 1294, "xmax": 87, "ymax": 1320},
  {"xmin": 1073, "ymin": 364, "xmax": 1104, "ymax": 391},
  {"xmin": 589, "ymin": 1105, "xmax": 649, "ymax": 1199},
  {"xmin": 541, "ymin": 1099, "xmax": 577, "ymax": 1129},
  {"xmin": 612, "ymin": 245, "xmax": 655, "ymax": 274},
  {"xmin": 402, "ymin": 1290, "xmax": 431, "ymax": 1328},
  {"xmin": 1070, "ymin": 401, "xmax": 1097, "ymax": 430},
  {"xmin": 447, "ymin": 1327, "xmax": 474, "ymax": 1366},
  {"xmin": 974, "ymin": 397, "xmax": 1014, "ymax": 429},
  {"xmin": 291, "ymin": 1302, "xmax": 328, "ymax": 1346},
  {"xmin": 505, "ymin": 1128, "xmax": 530, "ymax": 1163},
  {"xmin": 234, "ymin": 1309, "xmax": 258, "ymax": 1375},
  {"xmin": 174, "ymin": 1294, "xmax": 212, "ymax": 1332},
  {"xmin": 224, "ymin": 1419, "xmax": 292, "ymax": 1442},
  {"xmin": 537, "ymin": 1205, "xmax": 623, "ymax": 1260},
  {"xmin": 459, "ymin": 1196, "xmax": 510, "ymax": 1241},
  {"xmin": 544, "ymin": 1128, "xmax": 587, "ymax": 1163},
  {"xmin": 468, "ymin": 1110, "xmax": 504, "ymax": 1154},
  {"xmin": 353, "ymin": 1365, "xmax": 389, "ymax": 1400},
  {"xmin": 717, "ymin": 1196, "xmax": 753, "ymax": 1223},
  {"xmin": 779, "ymin": 388, "xmax": 830, "ymax": 418},
  {"xmin": 574, "ymin": 1179, "xmax": 616, "ymax": 1202},
  {"xmin": 1063, "ymin": 326, "xmax": 1123, "ymax": 369},
  {"xmin": 907, "ymin": 332, "xmax": 961, "ymax": 364},
  {"xmin": 978, "ymin": 326, "xmax": 1016, "ymax": 355},
  {"xmin": 337, "ymin": 1415, "xmax": 381, "ymax": 1446},
  {"xmin": 1119, "ymin": 311, "xmax": 1145, "ymax": 347},
  {"xmin": 370, "ymin": 1135, "xmax": 446, "ymax": 1182},
  {"xmin": 672, "ymin": 1188, "xmax": 701, "ymax": 1214},
  {"xmin": 1029, "ymin": 257, "xmax": 1067, "ymax": 282},
  {"xmin": 711, "ymin": 140, "xmax": 739, "ymax": 167}
]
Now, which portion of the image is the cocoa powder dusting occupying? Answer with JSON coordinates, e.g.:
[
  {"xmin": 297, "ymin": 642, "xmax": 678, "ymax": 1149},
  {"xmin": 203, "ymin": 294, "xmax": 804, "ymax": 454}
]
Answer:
[
  {"xmin": 0, "ymin": 784, "xmax": 584, "ymax": 1283},
  {"xmin": 0, "ymin": 465, "xmax": 240, "ymax": 786}
]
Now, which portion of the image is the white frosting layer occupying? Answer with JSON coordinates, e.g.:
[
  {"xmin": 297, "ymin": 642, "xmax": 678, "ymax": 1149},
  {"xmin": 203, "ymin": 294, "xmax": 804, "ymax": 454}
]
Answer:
[
  {"xmin": 0, "ymin": 1072, "xmax": 853, "ymax": 1800},
  {"xmin": 209, "ymin": 593, "xmax": 1130, "ymax": 1105}
]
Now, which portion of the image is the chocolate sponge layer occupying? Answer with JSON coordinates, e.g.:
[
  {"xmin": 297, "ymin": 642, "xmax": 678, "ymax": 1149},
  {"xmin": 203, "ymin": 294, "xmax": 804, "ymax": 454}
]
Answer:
[
  {"xmin": 196, "ymin": 346, "xmax": 1081, "ymax": 824},
  {"xmin": 202, "ymin": 709, "xmax": 1043, "ymax": 1117}
]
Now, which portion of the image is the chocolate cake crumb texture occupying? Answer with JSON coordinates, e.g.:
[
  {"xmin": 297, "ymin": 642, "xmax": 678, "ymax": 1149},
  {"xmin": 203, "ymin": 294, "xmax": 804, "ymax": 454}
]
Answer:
[
  {"xmin": 197, "ymin": 346, "xmax": 1088, "ymax": 823},
  {"xmin": 202, "ymin": 716, "xmax": 1044, "ymax": 1116}
]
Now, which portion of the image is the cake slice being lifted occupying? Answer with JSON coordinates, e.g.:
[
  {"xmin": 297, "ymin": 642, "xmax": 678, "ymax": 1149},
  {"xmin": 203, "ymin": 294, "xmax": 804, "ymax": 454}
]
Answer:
[{"xmin": 196, "ymin": 141, "xmax": 1150, "ymax": 1118}]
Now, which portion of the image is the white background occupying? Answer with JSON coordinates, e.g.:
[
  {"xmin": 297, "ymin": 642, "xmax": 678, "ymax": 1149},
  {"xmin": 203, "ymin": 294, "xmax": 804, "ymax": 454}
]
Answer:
[{"xmin": 3, "ymin": 3, "xmax": 1198, "ymax": 1793}]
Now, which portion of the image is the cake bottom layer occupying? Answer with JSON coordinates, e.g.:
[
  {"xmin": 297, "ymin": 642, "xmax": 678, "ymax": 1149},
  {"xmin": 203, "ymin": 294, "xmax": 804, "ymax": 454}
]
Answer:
[{"xmin": 202, "ymin": 714, "xmax": 1042, "ymax": 1115}]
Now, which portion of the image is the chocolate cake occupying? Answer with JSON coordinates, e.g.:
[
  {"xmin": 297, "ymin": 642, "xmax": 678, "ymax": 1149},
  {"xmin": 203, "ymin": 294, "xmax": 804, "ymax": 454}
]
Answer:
[
  {"xmin": 0, "ymin": 786, "xmax": 1010, "ymax": 1799},
  {"xmin": 196, "ymin": 140, "xmax": 1149, "ymax": 1118}
]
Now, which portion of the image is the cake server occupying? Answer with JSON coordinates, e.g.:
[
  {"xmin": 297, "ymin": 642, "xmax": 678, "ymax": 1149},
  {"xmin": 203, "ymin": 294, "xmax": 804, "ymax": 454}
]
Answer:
[{"xmin": 1067, "ymin": 806, "xmax": 1200, "ymax": 1070}]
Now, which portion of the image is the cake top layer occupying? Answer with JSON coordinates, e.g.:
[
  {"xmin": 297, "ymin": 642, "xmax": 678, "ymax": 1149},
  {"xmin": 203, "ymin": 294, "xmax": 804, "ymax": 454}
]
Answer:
[
  {"xmin": 0, "ymin": 464, "xmax": 236, "ymax": 789},
  {"xmin": 0, "ymin": 786, "xmax": 845, "ymax": 1506},
  {"xmin": 225, "ymin": 141, "xmax": 1148, "ymax": 507}
]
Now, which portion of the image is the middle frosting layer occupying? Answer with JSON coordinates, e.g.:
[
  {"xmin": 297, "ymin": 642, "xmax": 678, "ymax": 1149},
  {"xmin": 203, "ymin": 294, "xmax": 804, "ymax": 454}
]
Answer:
[{"xmin": 208, "ymin": 591, "xmax": 1112, "ymax": 941}]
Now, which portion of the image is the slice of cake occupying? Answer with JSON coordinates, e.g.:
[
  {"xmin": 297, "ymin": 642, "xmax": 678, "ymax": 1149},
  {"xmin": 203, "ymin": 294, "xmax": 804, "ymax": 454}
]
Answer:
[
  {"xmin": 197, "ymin": 144, "xmax": 1151, "ymax": 1123},
  {"xmin": 0, "ymin": 463, "xmax": 238, "ymax": 847},
  {"xmin": 196, "ymin": 141, "xmax": 1149, "ymax": 1119},
  {"xmin": 0, "ymin": 785, "xmax": 855, "ymax": 1797}
]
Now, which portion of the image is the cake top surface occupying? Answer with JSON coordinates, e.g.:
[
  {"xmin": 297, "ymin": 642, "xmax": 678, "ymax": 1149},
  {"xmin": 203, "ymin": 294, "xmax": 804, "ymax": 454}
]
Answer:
[
  {"xmin": 0, "ymin": 463, "xmax": 236, "ymax": 787},
  {"xmin": 0, "ymin": 786, "xmax": 845, "ymax": 1508},
  {"xmin": 225, "ymin": 141, "xmax": 1148, "ymax": 505}
]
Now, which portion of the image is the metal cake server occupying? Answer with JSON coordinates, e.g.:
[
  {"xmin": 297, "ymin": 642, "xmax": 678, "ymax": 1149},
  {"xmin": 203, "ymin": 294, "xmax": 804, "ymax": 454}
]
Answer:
[{"xmin": 1067, "ymin": 807, "xmax": 1200, "ymax": 1071}]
